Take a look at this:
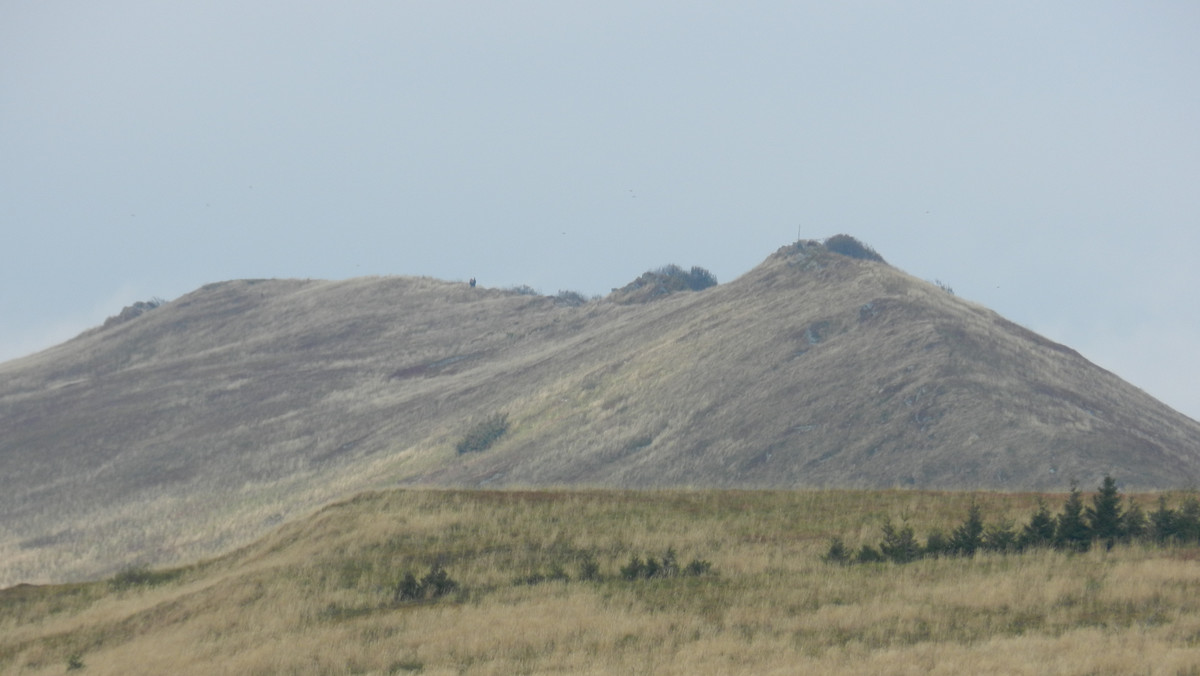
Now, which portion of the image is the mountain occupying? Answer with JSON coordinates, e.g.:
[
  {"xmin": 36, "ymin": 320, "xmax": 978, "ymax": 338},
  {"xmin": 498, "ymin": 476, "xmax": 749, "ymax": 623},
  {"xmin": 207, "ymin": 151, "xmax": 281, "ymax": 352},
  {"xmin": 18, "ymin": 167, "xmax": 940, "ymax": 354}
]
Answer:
[{"xmin": 3, "ymin": 239, "xmax": 1199, "ymax": 585}]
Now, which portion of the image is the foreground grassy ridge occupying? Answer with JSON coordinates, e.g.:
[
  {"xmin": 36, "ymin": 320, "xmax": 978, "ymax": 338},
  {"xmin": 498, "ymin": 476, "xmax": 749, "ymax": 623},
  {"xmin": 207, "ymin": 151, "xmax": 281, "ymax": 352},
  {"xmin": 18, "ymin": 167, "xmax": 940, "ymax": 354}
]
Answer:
[{"xmin": 3, "ymin": 488, "xmax": 1200, "ymax": 675}]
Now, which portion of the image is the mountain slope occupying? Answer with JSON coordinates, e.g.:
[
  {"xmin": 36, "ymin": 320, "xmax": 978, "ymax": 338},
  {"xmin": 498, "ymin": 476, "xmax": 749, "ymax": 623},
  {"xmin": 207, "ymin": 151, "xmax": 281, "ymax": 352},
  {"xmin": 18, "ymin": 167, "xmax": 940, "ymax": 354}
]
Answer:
[{"xmin": 2, "ymin": 241, "xmax": 1199, "ymax": 584}]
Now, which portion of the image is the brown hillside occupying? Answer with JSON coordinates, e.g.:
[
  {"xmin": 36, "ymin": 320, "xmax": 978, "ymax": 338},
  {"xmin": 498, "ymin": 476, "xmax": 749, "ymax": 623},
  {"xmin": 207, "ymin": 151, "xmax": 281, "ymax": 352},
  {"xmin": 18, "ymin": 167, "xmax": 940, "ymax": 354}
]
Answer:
[{"xmin": 2, "ymin": 241, "xmax": 1198, "ymax": 584}]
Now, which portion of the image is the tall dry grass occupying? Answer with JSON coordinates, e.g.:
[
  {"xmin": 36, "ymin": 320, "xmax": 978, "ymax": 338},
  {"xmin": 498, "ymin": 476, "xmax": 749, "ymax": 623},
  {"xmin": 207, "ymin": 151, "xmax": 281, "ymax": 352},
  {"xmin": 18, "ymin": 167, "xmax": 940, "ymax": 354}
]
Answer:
[{"xmin": 4, "ymin": 488, "xmax": 1200, "ymax": 674}]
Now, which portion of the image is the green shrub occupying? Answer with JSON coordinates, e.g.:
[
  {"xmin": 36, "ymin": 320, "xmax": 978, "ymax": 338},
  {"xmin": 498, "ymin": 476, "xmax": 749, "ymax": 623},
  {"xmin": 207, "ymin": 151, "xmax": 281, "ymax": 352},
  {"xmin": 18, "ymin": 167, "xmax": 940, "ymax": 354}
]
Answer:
[
  {"xmin": 516, "ymin": 563, "xmax": 570, "ymax": 586},
  {"xmin": 393, "ymin": 573, "xmax": 422, "ymax": 602},
  {"xmin": 620, "ymin": 555, "xmax": 647, "ymax": 580},
  {"xmin": 686, "ymin": 266, "xmax": 718, "ymax": 291},
  {"xmin": 983, "ymin": 520, "xmax": 1018, "ymax": 553},
  {"xmin": 949, "ymin": 502, "xmax": 985, "ymax": 556},
  {"xmin": 879, "ymin": 521, "xmax": 921, "ymax": 563},
  {"xmin": 1019, "ymin": 499, "xmax": 1057, "ymax": 550},
  {"xmin": 824, "ymin": 234, "xmax": 885, "ymax": 263},
  {"xmin": 555, "ymin": 290, "xmax": 590, "ymax": 306},
  {"xmin": 611, "ymin": 264, "xmax": 718, "ymax": 303},
  {"xmin": 1177, "ymin": 497, "xmax": 1200, "ymax": 543},
  {"xmin": 923, "ymin": 530, "xmax": 950, "ymax": 558},
  {"xmin": 393, "ymin": 563, "xmax": 458, "ymax": 603},
  {"xmin": 1086, "ymin": 475, "xmax": 1124, "ymax": 543},
  {"xmin": 646, "ymin": 264, "xmax": 717, "ymax": 292},
  {"xmin": 108, "ymin": 565, "xmax": 182, "ymax": 591},
  {"xmin": 456, "ymin": 413, "xmax": 509, "ymax": 454},
  {"xmin": 421, "ymin": 563, "xmax": 458, "ymax": 598},
  {"xmin": 388, "ymin": 659, "xmax": 425, "ymax": 673},
  {"xmin": 619, "ymin": 548, "xmax": 713, "ymax": 580},
  {"xmin": 854, "ymin": 544, "xmax": 885, "ymax": 564},
  {"xmin": 1122, "ymin": 497, "xmax": 1147, "ymax": 541},
  {"xmin": 1149, "ymin": 496, "xmax": 1177, "ymax": 543},
  {"xmin": 578, "ymin": 554, "xmax": 602, "ymax": 581},
  {"xmin": 683, "ymin": 558, "xmax": 714, "ymax": 576},
  {"xmin": 1055, "ymin": 483, "xmax": 1091, "ymax": 552},
  {"xmin": 823, "ymin": 538, "xmax": 851, "ymax": 564}
]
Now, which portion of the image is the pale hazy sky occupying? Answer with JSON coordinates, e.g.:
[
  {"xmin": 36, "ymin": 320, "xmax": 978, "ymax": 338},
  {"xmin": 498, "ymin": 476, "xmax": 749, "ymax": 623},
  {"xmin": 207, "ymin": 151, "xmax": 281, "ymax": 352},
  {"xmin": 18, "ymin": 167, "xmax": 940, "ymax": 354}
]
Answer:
[{"xmin": 3, "ymin": 2, "xmax": 1198, "ymax": 420}]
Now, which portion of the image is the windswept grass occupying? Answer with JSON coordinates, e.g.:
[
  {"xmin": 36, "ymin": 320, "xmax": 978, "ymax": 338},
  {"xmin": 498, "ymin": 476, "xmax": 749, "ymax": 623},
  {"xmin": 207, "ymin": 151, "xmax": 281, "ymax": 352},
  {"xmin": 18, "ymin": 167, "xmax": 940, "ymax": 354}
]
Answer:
[{"xmin": 3, "ymin": 488, "xmax": 1200, "ymax": 674}]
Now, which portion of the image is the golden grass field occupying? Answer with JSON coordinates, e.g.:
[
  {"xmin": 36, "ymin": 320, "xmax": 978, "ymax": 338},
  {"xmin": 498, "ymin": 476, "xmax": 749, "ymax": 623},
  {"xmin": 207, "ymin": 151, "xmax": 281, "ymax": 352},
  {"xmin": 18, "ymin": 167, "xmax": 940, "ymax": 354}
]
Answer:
[{"xmin": 4, "ymin": 487, "xmax": 1200, "ymax": 675}]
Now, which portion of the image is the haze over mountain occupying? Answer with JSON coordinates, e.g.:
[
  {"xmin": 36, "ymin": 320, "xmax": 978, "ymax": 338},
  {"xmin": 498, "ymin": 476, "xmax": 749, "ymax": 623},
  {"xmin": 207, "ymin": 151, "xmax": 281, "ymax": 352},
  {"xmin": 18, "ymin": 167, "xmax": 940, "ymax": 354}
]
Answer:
[{"xmin": 3, "ymin": 238, "xmax": 1198, "ymax": 585}]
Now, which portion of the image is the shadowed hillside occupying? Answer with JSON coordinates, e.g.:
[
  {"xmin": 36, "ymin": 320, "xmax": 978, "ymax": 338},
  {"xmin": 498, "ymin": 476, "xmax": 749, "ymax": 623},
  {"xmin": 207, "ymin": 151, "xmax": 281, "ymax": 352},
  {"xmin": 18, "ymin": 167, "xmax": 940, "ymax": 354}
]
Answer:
[{"xmin": 2, "ymin": 238, "xmax": 1199, "ymax": 585}]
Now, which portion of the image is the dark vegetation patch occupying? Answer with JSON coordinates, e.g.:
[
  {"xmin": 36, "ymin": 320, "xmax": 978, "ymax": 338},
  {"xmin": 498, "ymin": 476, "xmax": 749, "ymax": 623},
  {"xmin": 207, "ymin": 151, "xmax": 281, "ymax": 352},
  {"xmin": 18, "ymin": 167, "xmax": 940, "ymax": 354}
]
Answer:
[
  {"xmin": 390, "ymin": 352, "xmax": 485, "ymax": 380},
  {"xmin": 623, "ymin": 434, "xmax": 655, "ymax": 453},
  {"xmin": 619, "ymin": 548, "xmax": 714, "ymax": 580},
  {"xmin": 100, "ymin": 297, "xmax": 167, "ymax": 330},
  {"xmin": 108, "ymin": 565, "xmax": 185, "ymax": 591},
  {"xmin": 610, "ymin": 264, "xmax": 718, "ymax": 304},
  {"xmin": 823, "ymin": 234, "xmax": 886, "ymax": 263},
  {"xmin": 392, "ymin": 562, "xmax": 459, "ymax": 603},
  {"xmin": 456, "ymin": 413, "xmax": 510, "ymax": 454},
  {"xmin": 553, "ymin": 290, "xmax": 591, "ymax": 307}
]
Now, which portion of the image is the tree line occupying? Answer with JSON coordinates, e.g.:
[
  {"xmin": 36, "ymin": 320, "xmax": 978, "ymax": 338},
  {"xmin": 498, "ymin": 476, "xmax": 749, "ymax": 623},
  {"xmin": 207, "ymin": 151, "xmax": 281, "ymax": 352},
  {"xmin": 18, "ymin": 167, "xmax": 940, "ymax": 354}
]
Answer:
[{"xmin": 826, "ymin": 476, "xmax": 1200, "ymax": 565}]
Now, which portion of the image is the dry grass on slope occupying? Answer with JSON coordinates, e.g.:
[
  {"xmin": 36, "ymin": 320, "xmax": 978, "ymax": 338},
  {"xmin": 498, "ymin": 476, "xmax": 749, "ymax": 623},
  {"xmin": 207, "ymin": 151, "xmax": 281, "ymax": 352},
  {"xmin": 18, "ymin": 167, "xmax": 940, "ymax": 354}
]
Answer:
[{"xmin": 4, "ymin": 488, "xmax": 1200, "ymax": 675}]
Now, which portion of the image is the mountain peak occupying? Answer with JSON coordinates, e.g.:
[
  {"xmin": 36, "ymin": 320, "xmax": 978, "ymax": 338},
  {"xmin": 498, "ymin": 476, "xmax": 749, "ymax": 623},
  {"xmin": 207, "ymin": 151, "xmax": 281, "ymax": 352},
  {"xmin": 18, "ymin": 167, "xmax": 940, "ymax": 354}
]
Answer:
[{"xmin": 2, "ymin": 240, "xmax": 1198, "ymax": 584}]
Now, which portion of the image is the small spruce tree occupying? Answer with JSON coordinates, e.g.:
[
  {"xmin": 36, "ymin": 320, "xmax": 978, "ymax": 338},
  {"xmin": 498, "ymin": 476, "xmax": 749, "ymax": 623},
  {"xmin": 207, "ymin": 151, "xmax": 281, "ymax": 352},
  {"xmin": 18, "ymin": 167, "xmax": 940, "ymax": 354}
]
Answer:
[
  {"xmin": 880, "ymin": 520, "xmax": 921, "ymax": 563},
  {"xmin": 683, "ymin": 558, "xmax": 714, "ymax": 576},
  {"xmin": 1148, "ymin": 496, "xmax": 1178, "ymax": 543},
  {"xmin": 854, "ymin": 544, "xmax": 885, "ymax": 564},
  {"xmin": 824, "ymin": 538, "xmax": 850, "ymax": 564},
  {"xmin": 1019, "ymin": 498, "xmax": 1057, "ymax": 551},
  {"xmin": 1121, "ymin": 497, "xmax": 1147, "ymax": 542},
  {"xmin": 1177, "ymin": 497, "xmax": 1200, "ymax": 544},
  {"xmin": 660, "ymin": 548, "xmax": 680, "ymax": 577},
  {"xmin": 393, "ymin": 572, "xmax": 421, "ymax": 603},
  {"xmin": 420, "ymin": 563, "xmax": 458, "ymax": 598},
  {"xmin": 982, "ymin": 520, "xmax": 1017, "ymax": 553},
  {"xmin": 825, "ymin": 540, "xmax": 854, "ymax": 566},
  {"xmin": 1085, "ymin": 475, "xmax": 1124, "ymax": 545},
  {"xmin": 1055, "ymin": 483, "xmax": 1091, "ymax": 552},
  {"xmin": 577, "ymin": 553, "xmax": 602, "ymax": 581},
  {"xmin": 923, "ymin": 530, "xmax": 950, "ymax": 558},
  {"xmin": 620, "ymin": 555, "xmax": 645, "ymax": 580},
  {"xmin": 949, "ymin": 502, "xmax": 985, "ymax": 556}
]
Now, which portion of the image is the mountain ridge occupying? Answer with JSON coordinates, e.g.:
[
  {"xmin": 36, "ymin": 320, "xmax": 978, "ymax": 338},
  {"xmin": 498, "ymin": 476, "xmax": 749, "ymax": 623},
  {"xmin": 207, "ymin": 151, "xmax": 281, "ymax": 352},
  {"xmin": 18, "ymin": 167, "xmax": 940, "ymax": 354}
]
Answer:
[{"xmin": 2, "ymin": 239, "xmax": 1198, "ymax": 585}]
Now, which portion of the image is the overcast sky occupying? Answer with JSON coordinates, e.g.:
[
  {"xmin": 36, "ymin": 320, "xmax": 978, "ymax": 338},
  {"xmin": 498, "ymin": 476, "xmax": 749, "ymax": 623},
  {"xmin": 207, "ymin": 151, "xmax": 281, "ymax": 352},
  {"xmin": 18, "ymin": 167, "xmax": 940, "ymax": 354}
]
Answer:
[{"xmin": 3, "ymin": 2, "xmax": 1198, "ymax": 420}]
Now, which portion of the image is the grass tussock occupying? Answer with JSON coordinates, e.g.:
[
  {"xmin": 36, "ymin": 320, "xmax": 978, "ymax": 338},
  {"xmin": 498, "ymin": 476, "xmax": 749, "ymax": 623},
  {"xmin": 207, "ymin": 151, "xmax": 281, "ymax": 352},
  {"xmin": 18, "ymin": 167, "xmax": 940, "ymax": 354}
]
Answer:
[{"xmin": 4, "ymin": 488, "xmax": 1200, "ymax": 674}]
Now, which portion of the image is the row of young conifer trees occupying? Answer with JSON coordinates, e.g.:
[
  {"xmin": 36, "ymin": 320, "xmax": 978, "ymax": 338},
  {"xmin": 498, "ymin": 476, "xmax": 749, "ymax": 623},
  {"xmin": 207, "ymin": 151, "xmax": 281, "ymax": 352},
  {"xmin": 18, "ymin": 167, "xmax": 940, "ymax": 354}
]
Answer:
[{"xmin": 826, "ymin": 476, "xmax": 1200, "ymax": 565}]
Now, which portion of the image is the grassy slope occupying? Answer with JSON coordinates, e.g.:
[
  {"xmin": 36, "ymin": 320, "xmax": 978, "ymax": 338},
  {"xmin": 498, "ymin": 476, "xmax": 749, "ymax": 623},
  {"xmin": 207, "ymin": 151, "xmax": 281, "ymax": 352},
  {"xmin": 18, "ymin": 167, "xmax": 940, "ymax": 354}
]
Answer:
[
  {"xmin": 3, "ymin": 487, "xmax": 1200, "ymax": 675},
  {"xmin": 3, "ymin": 243, "xmax": 1200, "ymax": 586}
]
